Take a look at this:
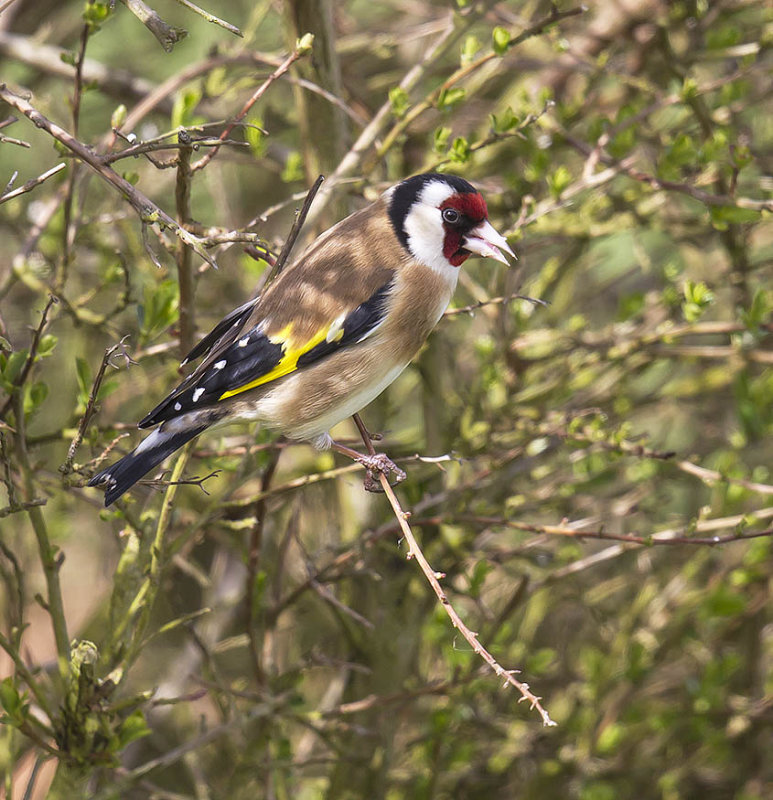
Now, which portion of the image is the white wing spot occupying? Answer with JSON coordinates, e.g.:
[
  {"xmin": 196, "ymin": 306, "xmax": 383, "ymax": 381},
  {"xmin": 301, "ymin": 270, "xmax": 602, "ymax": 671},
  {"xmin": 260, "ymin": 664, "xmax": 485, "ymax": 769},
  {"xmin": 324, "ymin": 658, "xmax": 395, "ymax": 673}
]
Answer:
[
  {"xmin": 174, "ymin": 402, "xmax": 182, "ymax": 411},
  {"xmin": 238, "ymin": 336, "xmax": 250, "ymax": 347},
  {"xmin": 326, "ymin": 312, "xmax": 347, "ymax": 343},
  {"xmin": 192, "ymin": 388, "xmax": 204, "ymax": 402},
  {"xmin": 214, "ymin": 359, "xmax": 227, "ymax": 369}
]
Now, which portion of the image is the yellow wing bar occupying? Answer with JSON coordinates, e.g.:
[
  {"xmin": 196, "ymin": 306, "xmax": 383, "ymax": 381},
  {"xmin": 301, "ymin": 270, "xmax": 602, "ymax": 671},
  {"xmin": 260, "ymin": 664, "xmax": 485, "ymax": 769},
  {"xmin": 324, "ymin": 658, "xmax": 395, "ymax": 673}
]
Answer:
[{"xmin": 218, "ymin": 323, "xmax": 330, "ymax": 401}]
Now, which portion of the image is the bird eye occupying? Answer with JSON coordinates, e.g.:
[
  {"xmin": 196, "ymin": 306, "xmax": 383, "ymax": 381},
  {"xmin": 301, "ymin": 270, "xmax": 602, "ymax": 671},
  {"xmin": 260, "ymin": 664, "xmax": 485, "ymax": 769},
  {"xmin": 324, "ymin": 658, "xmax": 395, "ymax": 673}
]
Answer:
[{"xmin": 442, "ymin": 208, "xmax": 460, "ymax": 224}]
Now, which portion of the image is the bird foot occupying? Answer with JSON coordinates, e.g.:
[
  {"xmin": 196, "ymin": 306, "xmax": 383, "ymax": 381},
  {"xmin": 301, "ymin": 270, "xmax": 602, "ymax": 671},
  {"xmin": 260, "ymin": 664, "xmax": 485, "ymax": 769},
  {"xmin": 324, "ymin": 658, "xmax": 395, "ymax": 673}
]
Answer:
[{"xmin": 356, "ymin": 453, "xmax": 406, "ymax": 493}]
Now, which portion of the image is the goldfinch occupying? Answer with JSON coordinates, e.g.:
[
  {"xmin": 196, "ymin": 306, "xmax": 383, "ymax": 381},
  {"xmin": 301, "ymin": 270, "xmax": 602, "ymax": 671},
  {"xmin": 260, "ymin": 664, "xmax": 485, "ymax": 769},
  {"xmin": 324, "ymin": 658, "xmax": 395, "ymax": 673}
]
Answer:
[{"xmin": 89, "ymin": 173, "xmax": 515, "ymax": 505}]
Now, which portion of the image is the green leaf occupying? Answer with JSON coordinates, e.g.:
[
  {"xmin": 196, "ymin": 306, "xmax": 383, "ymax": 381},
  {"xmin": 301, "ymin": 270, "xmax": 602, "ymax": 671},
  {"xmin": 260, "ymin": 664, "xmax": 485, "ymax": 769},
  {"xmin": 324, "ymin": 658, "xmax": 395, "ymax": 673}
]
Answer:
[
  {"xmin": 731, "ymin": 143, "xmax": 752, "ymax": 169},
  {"xmin": 245, "ymin": 116, "xmax": 266, "ymax": 157},
  {"xmin": 492, "ymin": 26, "xmax": 511, "ymax": 56},
  {"xmin": 449, "ymin": 136, "xmax": 471, "ymax": 164},
  {"xmin": 547, "ymin": 165, "xmax": 572, "ymax": 199},
  {"xmin": 490, "ymin": 106, "xmax": 519, "ymax": 133},
  {"xmin": 433, "ymin": 126, "xmax": 451, "ymax": 154},
  {"xmin": 280, "ymin": 151, "xmax": 304, "ymax": 183},
  {"xmin": 468, "ymin": 560, "xmax": 492, "ymax": 597},
  {"xmin": 110, "ymin": 104, "xmax": 127, "ymax": 130},
  {"xmin": 139, "ymin": 280, "xmax": 179, "ymax": 344},
  {"xmin": 76, "ymin": 356, "xmax": 91, "ymax": 399},
  {"xmin": 740, "ymin": 289, "xmax": 772, "ymax": 332},
  {"xmin": 116, "ymin": 709, "xmax": 152, "ymax": 749},
  {"xmin": 24, "ymin": 381, "xmax": 48, "ymax": 416},
  {"xmin": 596, "ymin": 722, "xmax": 624, "ymax": 755},
  {"xmin": 0, "ymin": 678, "xmax": 21, "ymax": 715},
  {"xmin": 681, "ymin": 279, "xmax": 714, "ymax": 322},
  {"xmin": 709, "ymin": 205, "xmax": 761, "ymax": 230},
  {"xmin": 437, "ymin": 87, "xmax": 466, "ymax": 112},
  {"xmin": 37, "ymin": 334, "xmax": 57, "ymax": 358},
  {"xmin": 205, "ymin": 66, "xmax": 228, "ymax": 98},
  {"xmin": 83, "ymin": 0, "xmax": 112, "ymax": 32},
  {"xmin": 705, "ymin": 585, "xmax": 746, "ymax": 617},
  {"xmin": 617, "ymin": 291, "xmax": 645, "ymax": 321},
  {"xmin": 171, "ymin": 87, "xmax": 202, "ymax": 130},
  {"xmin": 0, "ymin": 678, "xmax": 28, "ymax": 727},
  {"xmin": 389, "ymin": 87, "xmax": 409, "ymax": 119},
  {"xmin": 680, "ymin": 76, "xmax": 699, "ymax": 101},
  {"xmin": 3, "ymin": 349, "xmax": 27, "ymax": 384},
  {"xmin": 296, "ymin": 32, "xmax": 315, "ymax": 55},
  {"xmin": 460, "ymin": 35, "xmax": 480, "ymax": 65}
]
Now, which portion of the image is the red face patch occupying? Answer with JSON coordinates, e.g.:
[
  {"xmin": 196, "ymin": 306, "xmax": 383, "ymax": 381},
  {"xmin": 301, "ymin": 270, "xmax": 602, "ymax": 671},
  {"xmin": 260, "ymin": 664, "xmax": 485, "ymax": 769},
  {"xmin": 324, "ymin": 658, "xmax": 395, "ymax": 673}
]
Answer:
[
  {"xmin": 440, "ymin": 192, "xmax": 488, "ymax": 222},
  {"xmin": 440, "ymin": 192, "xmax": 488, "ymax": 267},
  {"xmin": 443, "ymin": 230, "xmax": 469, "ymax": 266}
]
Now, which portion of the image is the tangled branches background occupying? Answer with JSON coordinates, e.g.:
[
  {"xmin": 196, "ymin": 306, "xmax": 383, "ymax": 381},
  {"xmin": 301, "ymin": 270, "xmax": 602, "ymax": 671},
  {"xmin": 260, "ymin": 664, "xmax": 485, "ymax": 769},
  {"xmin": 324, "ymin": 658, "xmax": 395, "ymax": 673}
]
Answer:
[{"xmin": 0, "ymin": 0, "xmax": 771, "ymax": 797}]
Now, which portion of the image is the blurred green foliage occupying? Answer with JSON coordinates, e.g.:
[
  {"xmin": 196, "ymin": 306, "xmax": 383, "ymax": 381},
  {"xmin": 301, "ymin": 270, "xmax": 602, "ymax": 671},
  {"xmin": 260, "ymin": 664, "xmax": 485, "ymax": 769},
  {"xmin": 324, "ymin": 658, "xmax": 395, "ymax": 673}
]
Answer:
[{"xmin": 0, "ymin": 0, "xmax": 771, "ymax": 798}]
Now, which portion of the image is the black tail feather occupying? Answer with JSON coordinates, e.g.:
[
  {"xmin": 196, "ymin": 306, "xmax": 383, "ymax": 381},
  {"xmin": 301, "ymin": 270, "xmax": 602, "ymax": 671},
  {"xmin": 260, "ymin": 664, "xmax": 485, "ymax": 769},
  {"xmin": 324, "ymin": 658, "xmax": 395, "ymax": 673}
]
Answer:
[{"xmin": 88, "ymin": 424, "xmax": 207, "ymax": 506}]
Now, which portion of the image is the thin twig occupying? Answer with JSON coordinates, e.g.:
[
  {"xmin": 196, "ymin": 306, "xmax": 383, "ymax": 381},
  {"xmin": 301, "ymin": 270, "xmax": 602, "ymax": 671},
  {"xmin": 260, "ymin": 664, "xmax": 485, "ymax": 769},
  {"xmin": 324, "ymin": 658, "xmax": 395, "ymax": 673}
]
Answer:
[
  {"xmin": 0, "ymin": 498, "xmax": 47, "ymax": 518},
  {"xmin": 458, "ymin": 515, "xmax": 773, "ymax": 547},
  {"xmin": 0, "ymin": 163, "xmax": 66, "ymax": 205},
  {"xmin": 175, "ymin": 129, "xmax": 196, "ymax": 356},
  {"xmin": 246, "ymin": 448, "xmax": 282, "ymax": 686},
  {"xmin": 61, "ymin": 339, "xmax": 127, "ymax": 475},
  {"xmin": 351, "ymin": 414, "xmax": 556, "ymax": 726},
  {"xmin": 170, "ymin": 0, "xmax": 243, "ymax": 36},
  {"xmin": 11, "ymin": 393, "xmax": 70, "ymax": 684},
  {"xmin": 265, "ymin": 174, "xmax": 325, "ymax": 284},
  {"xmin": 191, "ymin": 46, "xmax": 309, "ymax": 173},
  {"xmin": 120, "ymin": 443, "xmax": 194, "ymax": 674},
  {"xmin": 0, "ymin": 295, "xmax": 57, "ymax": 421},
  {"xmin": 443, "ymin": 292, "xmax": 547, "ymax": 318},
  {"xmin": 0, "ymin": 133, "xmax": 29, "ymax": 147},
  {"xmin": 102, "ymin": 137, "xmax": 248, "ymax": 165}
]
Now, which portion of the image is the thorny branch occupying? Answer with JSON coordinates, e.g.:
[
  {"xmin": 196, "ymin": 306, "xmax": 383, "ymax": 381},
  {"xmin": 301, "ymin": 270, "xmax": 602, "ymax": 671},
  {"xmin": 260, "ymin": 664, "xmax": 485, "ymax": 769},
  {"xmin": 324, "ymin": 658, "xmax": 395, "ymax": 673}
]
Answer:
[
  {"xmin": 351, "ymin": 414, "xmax": 557, "ymax": 726},
  {"xmin": 61, "ymin": 338, "xmax": 131, "ymax": 476}
]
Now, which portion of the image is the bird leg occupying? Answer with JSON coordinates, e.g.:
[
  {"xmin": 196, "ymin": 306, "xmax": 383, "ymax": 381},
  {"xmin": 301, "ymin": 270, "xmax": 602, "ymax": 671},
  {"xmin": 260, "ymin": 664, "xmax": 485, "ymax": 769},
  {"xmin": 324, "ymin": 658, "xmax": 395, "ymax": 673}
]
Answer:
[{"xmin": 331, "ymin": 441, "xmax": 406, "ymax": 493}]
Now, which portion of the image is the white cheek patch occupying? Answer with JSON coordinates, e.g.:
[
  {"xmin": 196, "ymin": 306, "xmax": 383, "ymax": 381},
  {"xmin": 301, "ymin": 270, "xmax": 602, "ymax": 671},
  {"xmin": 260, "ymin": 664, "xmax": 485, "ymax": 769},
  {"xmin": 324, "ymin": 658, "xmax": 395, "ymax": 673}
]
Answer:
[{"xmin": 402, "ymin": 180, "xmax": 459, "ymax": 280}]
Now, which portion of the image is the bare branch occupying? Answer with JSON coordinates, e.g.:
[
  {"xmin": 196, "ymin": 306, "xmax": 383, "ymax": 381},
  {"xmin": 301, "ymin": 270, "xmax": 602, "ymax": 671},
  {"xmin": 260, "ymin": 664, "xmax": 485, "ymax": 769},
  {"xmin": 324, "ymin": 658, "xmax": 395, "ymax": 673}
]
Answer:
[
  {"xmin": 0, "ymin": 162, "xmax": 66, "ymax": 205},
  {"xmin": 118, "ymin": 0, "xmax": 187, "ymax": 53},
  {"xmin": 61, "ymin": 338, "xmax": 130, "ymax": 476},
  {"xmin": 351, "ymin": 414, "xmax": 556, "ymax": 726},
  {"xmin": 265, "ymin": 174, "xmax": 325, "ymax": 284},
  {"xmin": 443, "ymin": 292, "xmax": 547, "ymax": 318},
  {"xmin": 170, "ymin": 0, "xmax": 243, "ymax": 37},
  {"xmin": 0, "ymin": 84, "xmax": 220, "ymax": 270}
]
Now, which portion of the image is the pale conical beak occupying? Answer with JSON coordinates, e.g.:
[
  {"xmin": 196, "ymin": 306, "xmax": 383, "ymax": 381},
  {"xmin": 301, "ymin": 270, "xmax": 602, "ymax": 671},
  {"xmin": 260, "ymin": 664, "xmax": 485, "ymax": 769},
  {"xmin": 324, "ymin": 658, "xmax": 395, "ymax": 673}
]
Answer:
[{"xmin": 462, "ymin": 220, "xmax": 516, "ymax": 265}]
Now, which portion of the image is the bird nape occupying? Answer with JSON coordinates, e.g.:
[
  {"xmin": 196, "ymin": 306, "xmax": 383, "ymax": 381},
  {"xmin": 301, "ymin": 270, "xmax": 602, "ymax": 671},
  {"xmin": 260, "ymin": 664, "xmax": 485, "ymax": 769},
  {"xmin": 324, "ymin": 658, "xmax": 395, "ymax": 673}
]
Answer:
[{"xmin": 89, "ymin": 172, "xmax": 516, "ymax": 506}]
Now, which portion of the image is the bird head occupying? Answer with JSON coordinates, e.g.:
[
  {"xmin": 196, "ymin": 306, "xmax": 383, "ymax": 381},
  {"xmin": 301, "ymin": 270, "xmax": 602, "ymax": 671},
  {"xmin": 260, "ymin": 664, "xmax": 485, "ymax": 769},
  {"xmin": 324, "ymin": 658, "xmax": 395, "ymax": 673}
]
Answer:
[{"xmin": 386, "ymin": 173, "xmax": 516, "ymax": 274}]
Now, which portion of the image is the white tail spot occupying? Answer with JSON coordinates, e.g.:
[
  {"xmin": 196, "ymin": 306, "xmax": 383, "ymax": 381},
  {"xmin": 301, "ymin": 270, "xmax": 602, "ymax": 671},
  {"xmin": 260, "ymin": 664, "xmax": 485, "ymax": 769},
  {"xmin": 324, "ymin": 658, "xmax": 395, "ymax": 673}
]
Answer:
[
  {"xmin": 214, "ymin": 359, "xmax": 227, "ymax": 369},
  {"xmin": 192, "ymin": 388, "xmax": 204, "ymax": 402}
]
